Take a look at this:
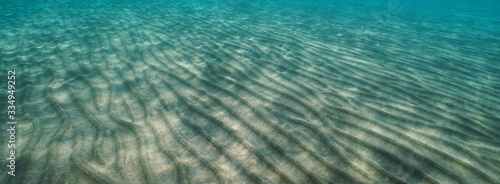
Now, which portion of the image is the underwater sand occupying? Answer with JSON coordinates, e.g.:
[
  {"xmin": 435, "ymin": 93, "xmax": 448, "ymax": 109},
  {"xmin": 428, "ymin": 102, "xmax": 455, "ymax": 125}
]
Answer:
[{"xmin": 1, "ymin": 0, "xmax": 499, "ymax": 183}]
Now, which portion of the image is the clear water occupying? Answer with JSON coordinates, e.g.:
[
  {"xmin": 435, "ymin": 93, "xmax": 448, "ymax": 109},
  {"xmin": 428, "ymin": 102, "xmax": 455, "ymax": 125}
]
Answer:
[{"xmin": 1, "ymin": 0, "xmax": 499, "ymax": 183}]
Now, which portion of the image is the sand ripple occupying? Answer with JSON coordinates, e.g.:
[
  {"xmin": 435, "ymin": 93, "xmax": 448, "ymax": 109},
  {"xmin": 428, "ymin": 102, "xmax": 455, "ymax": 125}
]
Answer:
[{"xmin": 1, "ymin": 1, "xmax": 499, "ymax": 183}]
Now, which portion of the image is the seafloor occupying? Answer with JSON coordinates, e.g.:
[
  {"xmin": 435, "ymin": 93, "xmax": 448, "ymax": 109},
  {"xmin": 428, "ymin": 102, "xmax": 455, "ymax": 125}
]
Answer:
[{"xmin": 1, "ymin": 0, "xmax": 499, "ymax": 183}]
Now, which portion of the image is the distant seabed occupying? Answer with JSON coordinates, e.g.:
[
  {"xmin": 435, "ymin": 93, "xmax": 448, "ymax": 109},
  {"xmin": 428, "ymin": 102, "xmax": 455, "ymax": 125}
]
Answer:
[{"xmin": 1, "ymin": 0, "xmax": 499, "ymax": 183}]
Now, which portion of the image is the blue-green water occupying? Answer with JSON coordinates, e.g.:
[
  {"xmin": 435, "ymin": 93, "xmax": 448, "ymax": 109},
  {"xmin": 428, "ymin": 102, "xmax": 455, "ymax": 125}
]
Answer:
[{"xmin": 1, "ymin": 0, "xmax": 499, "ymax": 183}]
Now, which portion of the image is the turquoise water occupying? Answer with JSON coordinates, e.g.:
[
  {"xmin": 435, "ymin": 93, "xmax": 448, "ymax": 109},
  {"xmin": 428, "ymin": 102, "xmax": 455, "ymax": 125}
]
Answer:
[{"xmin": 1, "ymin": 0, "xmax": 499, "ymax": 183}]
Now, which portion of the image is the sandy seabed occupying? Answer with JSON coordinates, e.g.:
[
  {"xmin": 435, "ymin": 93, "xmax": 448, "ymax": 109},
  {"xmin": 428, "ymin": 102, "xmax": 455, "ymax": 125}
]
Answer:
[{"xmin": 1, "ymin": 1, "xmax": 499, "ymax": 183}]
